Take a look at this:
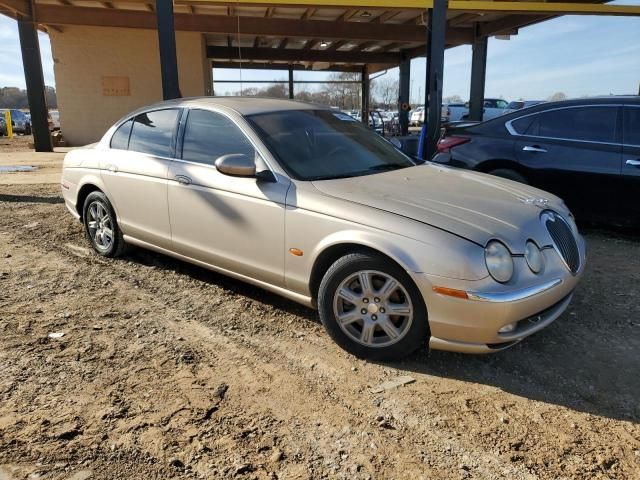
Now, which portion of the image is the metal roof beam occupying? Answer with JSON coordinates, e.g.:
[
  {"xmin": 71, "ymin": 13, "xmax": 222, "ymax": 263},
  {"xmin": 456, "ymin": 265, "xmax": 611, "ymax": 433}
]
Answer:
[
  {"xmin": 207, "ymin": 45, "xmax": 402, "ymax": 63},
  {"xmin": 0, "ymin": 0, "xmax": 28, "ymax": 16},
  {"xmin": 212, "ymin": 61, "xmax": 365, "ymax": 72},
  {"xmin": 34, "ymin": 5, "xmax": 473, "ymax": 43},
  {"xmin": 177, "ymin": 0, "xmax": 640, "ymax": 17}
]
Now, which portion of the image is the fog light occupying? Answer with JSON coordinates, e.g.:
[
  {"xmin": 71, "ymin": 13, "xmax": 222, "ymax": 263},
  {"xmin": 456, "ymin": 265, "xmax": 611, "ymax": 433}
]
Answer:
[{"xmin": 498, "ymin": 322, "xmax": 517, "ymax": 334}]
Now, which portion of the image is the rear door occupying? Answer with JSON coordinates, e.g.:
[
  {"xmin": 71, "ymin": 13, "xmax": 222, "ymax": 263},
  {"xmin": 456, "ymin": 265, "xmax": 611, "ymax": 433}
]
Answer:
[
  {"xmin": 513, "ymin": 105, "xmax": 622, "ymax": 220},
  {"xmin": 621, "ymin": 105, "xmax": 640, "ymax": 224},
  {"xmin": 100, "ymin": 108, "xmax": 180, "ymax": 249}
]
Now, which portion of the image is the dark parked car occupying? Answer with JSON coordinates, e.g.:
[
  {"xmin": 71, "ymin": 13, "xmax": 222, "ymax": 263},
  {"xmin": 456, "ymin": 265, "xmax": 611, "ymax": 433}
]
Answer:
[
  {"xmin": 0, "ymin": 109, "xmax": 32, "ymax": 135},
  {"xmin": 433, "ymin": 96, "xmax": 640, "ymax": 226}
]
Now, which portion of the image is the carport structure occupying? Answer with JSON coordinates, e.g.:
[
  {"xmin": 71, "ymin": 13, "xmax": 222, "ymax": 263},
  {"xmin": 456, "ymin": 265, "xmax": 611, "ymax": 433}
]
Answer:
[{"xmin": 1, "ymin": 0, "xmax": 639, "ymax": 154}]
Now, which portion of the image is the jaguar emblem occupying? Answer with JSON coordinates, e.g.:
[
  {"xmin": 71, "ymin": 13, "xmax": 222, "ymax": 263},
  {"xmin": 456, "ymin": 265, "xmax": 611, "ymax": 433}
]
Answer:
[{"xmin": 521, "ymin": 197, "xmax": 549, "ymax": 209}]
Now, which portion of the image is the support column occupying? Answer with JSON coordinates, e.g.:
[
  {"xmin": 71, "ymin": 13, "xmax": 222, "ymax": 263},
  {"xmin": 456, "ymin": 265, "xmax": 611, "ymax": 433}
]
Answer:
[
  {"xmin": 423, "ymin": 0, "xmax": 447, "ymax": 159},
  {"xmin": 288, "ymin": 67, "xmax": 294, "ymax": 99},
  {"xmin": 398, "ymin": 55, "xmax": 410, "ymax": 136},
  {"xmin": 17, "ymin": 7, "xmax": 52, "ymax": 152},
  {"xmin": 361, "ymin": 65, "xmax": 370, "ymax": 126},
  {"xmin": 156, "ymin": 0, "xmax": 181, "ymax": 100},
  {"xmin": 469, "ymin": 28, "xmax": 488, "ymax": 122}
]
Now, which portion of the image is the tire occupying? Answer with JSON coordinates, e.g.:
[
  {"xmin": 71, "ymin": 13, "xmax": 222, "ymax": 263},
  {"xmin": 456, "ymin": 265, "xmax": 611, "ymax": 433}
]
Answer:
[
  {"xmin": 82, "ymin": 191, "xmax": 127, "ymax": 257},
  {"xmin": 318, "ymin": 252, "xmax": 429, "ymax": 361},
  {"xmin": 488, "ymin": 168, "xmax": 528, "ymax": 184}
]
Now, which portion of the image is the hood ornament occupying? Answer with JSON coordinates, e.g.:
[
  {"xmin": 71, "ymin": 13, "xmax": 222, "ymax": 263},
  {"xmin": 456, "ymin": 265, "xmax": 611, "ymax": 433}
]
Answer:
[{"xmin": 521, "ymin": 197, "xmax": 549, "ymax": 209}]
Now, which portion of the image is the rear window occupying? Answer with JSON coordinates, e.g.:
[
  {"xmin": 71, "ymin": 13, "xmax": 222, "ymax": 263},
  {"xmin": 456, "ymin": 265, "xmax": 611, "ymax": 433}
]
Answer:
[
  {"xmin": 507, "ymin": 101, "xmax": 524, "ymax": 110},
  {"xmin": 110, "ymin": 119, "xmax": 133, "ymax": 150},
  {"xmin": 128, "ymin": 109, "xmax": 179, "ymax": 157},
  {"xmin": 510, "ymin": 115, "xmax": 536, "ymax": 134}
]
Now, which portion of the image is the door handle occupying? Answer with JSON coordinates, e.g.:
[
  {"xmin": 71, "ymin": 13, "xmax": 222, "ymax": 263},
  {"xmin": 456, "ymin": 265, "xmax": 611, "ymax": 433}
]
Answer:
[
  {"xmin": 626, "ymin": 159, "xmax": 640, "ymax": 167},
  {"xmin": 522, "ymin": 145, "xmax": 548, "ymax": 153},
  {"xmin": 105, "ymin": 164, "xmax": 118, "ymax": 172},
  {"xmin": 174, "ymin": 175, "xmax": 192, "ymax": 185}
]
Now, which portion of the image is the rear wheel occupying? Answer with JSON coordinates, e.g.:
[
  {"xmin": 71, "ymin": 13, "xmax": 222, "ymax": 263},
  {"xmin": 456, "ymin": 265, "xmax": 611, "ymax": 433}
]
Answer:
[
  {"xmin": 318, "ymin": 252, "xmax": 429, "ymax": 361},
  {"xmin": 488, "ymin": 168, "xmax": 528, "ymax": 184},
  {"xmin": 82, "ymin": 191, "xmax": 127, "ymax": 257}
]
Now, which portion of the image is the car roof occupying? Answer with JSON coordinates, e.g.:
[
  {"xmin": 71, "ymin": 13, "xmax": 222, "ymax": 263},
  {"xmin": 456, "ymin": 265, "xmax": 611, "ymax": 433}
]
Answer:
[{"xmin": 134, "ymin": 96, "xmax": 325, "ymax": 117}]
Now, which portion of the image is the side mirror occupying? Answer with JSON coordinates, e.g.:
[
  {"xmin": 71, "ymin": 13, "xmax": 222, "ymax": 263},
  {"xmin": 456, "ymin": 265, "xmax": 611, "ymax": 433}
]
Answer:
[{"xmin": 215, "ymin": 153, "xmax": 256, "ymax": 177}]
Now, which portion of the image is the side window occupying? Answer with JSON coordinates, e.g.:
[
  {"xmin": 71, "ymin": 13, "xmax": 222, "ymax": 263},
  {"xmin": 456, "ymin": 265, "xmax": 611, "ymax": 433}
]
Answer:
[
  {"xmin": 181, "ymin": 109, "xmax": 255, "ymax": 164},
  {"xmin": 496, "ymin": 100, "xmax": 509, "ymax": 109},
  {"xmin": 128, "ymin": 109, "xmax": 179, "ymax": 157},
  {"xmin": 537, "ymin": 106, "xmax": 617, "ymax": 143},
  {"xmin": 510, "ymin": 115, "xmax": 537, "ymax": 135},
  {"xmin": 624, "ymin": 107, "xmax": 640, "ymax": 146},
  {"xmin": 110, "ymin": 119, "xmax": 133, "ymax": 150}
]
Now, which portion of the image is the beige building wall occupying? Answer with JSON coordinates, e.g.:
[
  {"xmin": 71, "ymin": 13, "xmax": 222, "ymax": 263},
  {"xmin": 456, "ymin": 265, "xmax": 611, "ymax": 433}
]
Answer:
[{"xmin": 49, "ymin": 26, "xmax": 211, "ymax": 146}]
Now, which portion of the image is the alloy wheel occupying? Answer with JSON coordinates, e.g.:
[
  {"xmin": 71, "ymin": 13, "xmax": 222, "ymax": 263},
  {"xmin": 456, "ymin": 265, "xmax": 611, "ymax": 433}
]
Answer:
[
  {"xmin": 333, "ymin": 270, "xmax": 413, "ymax": 348},
  {"xmin": 86, "ymin": 200, "xmax": 114, "ymax": 252}
]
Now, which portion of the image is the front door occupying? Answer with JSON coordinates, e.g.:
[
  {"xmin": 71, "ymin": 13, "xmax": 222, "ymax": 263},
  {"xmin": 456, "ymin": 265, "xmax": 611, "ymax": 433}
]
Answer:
[
  {"xmin": 168, "ymin": 108, "xmax": 290, "ymax": 287},
  {"xmin": 100, "ymin": 108, "xmax": 180, "ymax": 250}
]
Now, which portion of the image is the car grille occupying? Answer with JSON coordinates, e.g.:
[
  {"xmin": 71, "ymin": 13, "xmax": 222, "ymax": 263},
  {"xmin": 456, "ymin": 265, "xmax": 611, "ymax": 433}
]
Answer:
[{"xmin": 543, "ymin": 212, "xmax": 580, "ymax": 274}]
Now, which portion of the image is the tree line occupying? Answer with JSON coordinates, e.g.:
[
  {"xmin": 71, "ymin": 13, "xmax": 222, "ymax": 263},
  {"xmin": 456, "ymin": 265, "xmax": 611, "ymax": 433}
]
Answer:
[
  {"xmin": 0, "ymin": 86, "xmax": 57, "ymax": 109},
  {"xmin": 215, "ymin": 72, "xmax": 401, "ymax": 111}
]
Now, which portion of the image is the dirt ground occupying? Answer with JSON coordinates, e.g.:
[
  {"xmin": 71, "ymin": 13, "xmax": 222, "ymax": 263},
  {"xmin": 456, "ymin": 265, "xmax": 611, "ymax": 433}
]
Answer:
[
  {"xmin": 0, "ymin": 134, "xmax": 35, "ymax": 153},
  {"xmin": 0, "ymin": 140, "xmax": 639, "ymax": 479}
]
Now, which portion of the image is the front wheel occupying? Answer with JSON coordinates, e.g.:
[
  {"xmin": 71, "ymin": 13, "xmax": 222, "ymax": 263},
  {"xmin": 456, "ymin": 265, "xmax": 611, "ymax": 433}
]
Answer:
[
  {"xmin": 318, "ymin": 253, "xmax": 429, "ymax": 361},
  {"xmin": 82, "ymin": 191, "xmax": 127, "ymax": 257}
]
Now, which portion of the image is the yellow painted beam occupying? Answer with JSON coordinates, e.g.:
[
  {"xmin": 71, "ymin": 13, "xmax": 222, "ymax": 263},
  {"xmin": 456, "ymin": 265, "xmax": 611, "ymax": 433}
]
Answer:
[
  {"xmin": 449, "ymin": 1, "xmax": 640, "ymax": 16},
  {"xmin": 177, "ymin": 0, "xmax": 640, "ymax": 16},
  {"xmin": 176, "ymin": 0, "xmax": 433, "ymax": 9}
]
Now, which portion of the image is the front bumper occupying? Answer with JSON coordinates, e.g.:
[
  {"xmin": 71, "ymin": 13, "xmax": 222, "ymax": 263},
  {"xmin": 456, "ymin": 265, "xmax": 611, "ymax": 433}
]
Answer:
[{"xmin": 412, "ymin": 243, "xmax": 585, "ymax": 354}]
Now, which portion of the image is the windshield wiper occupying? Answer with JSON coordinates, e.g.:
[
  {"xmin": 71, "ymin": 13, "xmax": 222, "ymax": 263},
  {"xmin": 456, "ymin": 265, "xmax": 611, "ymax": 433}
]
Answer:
[
  {"xmin": 365, "ymin": 164, "xmax": 408, "ymax": 172},
  {"xmin": 308, "ymin": 164, "xmax": 408, "ymax": 181}
]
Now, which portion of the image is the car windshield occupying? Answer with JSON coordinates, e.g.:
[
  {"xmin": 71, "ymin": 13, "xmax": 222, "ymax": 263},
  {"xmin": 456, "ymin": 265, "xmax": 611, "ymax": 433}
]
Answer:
[{"xmin": 247, "ymin": 109, "xmax": 415, "ymax": 181}]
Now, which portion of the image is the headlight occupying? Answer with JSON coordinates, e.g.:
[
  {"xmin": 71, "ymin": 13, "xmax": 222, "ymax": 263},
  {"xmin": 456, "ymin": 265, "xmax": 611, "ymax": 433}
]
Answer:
[
  {"xmin": 524, "ymin": 240, "xmax": 544, "ymax": 273},
  {"xmin": 485, "ymin": 240, "xmax": 514, "ymax": 283}
]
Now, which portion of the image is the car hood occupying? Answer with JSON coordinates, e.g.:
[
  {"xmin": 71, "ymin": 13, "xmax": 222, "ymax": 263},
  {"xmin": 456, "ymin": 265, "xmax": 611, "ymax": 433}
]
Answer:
[{"xmin": 311, "ymin": 164, "xmax": 565, "ymax": 250}]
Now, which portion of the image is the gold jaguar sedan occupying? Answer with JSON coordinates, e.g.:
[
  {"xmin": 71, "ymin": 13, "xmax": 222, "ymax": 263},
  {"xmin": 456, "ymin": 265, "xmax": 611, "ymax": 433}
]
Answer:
[{"xmin": 61, "ymin": 98, "xmax": 585, "ymax": 360}]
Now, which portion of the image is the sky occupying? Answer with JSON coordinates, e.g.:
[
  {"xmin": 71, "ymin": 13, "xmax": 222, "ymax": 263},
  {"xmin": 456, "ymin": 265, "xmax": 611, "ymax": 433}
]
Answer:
[{"xmin": 0, "ymin": 2, "xmax": 639, "ymax": 104}]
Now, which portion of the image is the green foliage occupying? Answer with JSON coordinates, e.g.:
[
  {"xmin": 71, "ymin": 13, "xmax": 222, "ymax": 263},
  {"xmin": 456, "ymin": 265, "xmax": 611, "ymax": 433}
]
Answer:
[{"xmin": 0, "ymin": 86, "xmax": 57, "ymax": 109}]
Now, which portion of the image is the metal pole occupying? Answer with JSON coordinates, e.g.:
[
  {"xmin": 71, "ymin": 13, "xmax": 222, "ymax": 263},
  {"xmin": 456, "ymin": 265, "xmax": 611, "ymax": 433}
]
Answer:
[
  {"xmin": 469, "ymin": 27, "xmax": 488, "ymax": 122},
  {"xmin": 288, "ymin": 67, "xmax": 294, "ymax": 99},
  {"xmin": 424, "ymin": 0, "xmax": 447, "ymax": 159},
  {"xmin": 17, "ymin": 10, "xmax": 52, "ymax": 152},
  {"xmin": 361, "ymin": 65, "xmax": 369, "ymax": 126},
  {"xmin": 398, "ymin": 55, "xmax": 410, "ymax": 136},
  {"xmin": 156, "ymin": 0, "xmax": 181, "ymax": 100}
]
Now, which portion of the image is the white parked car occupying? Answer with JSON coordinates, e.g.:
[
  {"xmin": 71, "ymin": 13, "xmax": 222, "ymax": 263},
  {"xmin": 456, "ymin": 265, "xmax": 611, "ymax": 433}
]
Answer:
[
  {"xmin": 444, "ymin": 99, "xmax": 511, "ymax": 122},
  {"xmin": 410, "ymin": 107, "xmax": 425, "ymax": 126}
]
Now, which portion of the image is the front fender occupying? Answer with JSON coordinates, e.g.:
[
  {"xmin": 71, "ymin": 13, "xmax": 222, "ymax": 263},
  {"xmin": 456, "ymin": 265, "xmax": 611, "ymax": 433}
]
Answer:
[{"xmin": 284, "ymin": 205, "xmax": 488, "ymax": 298}]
